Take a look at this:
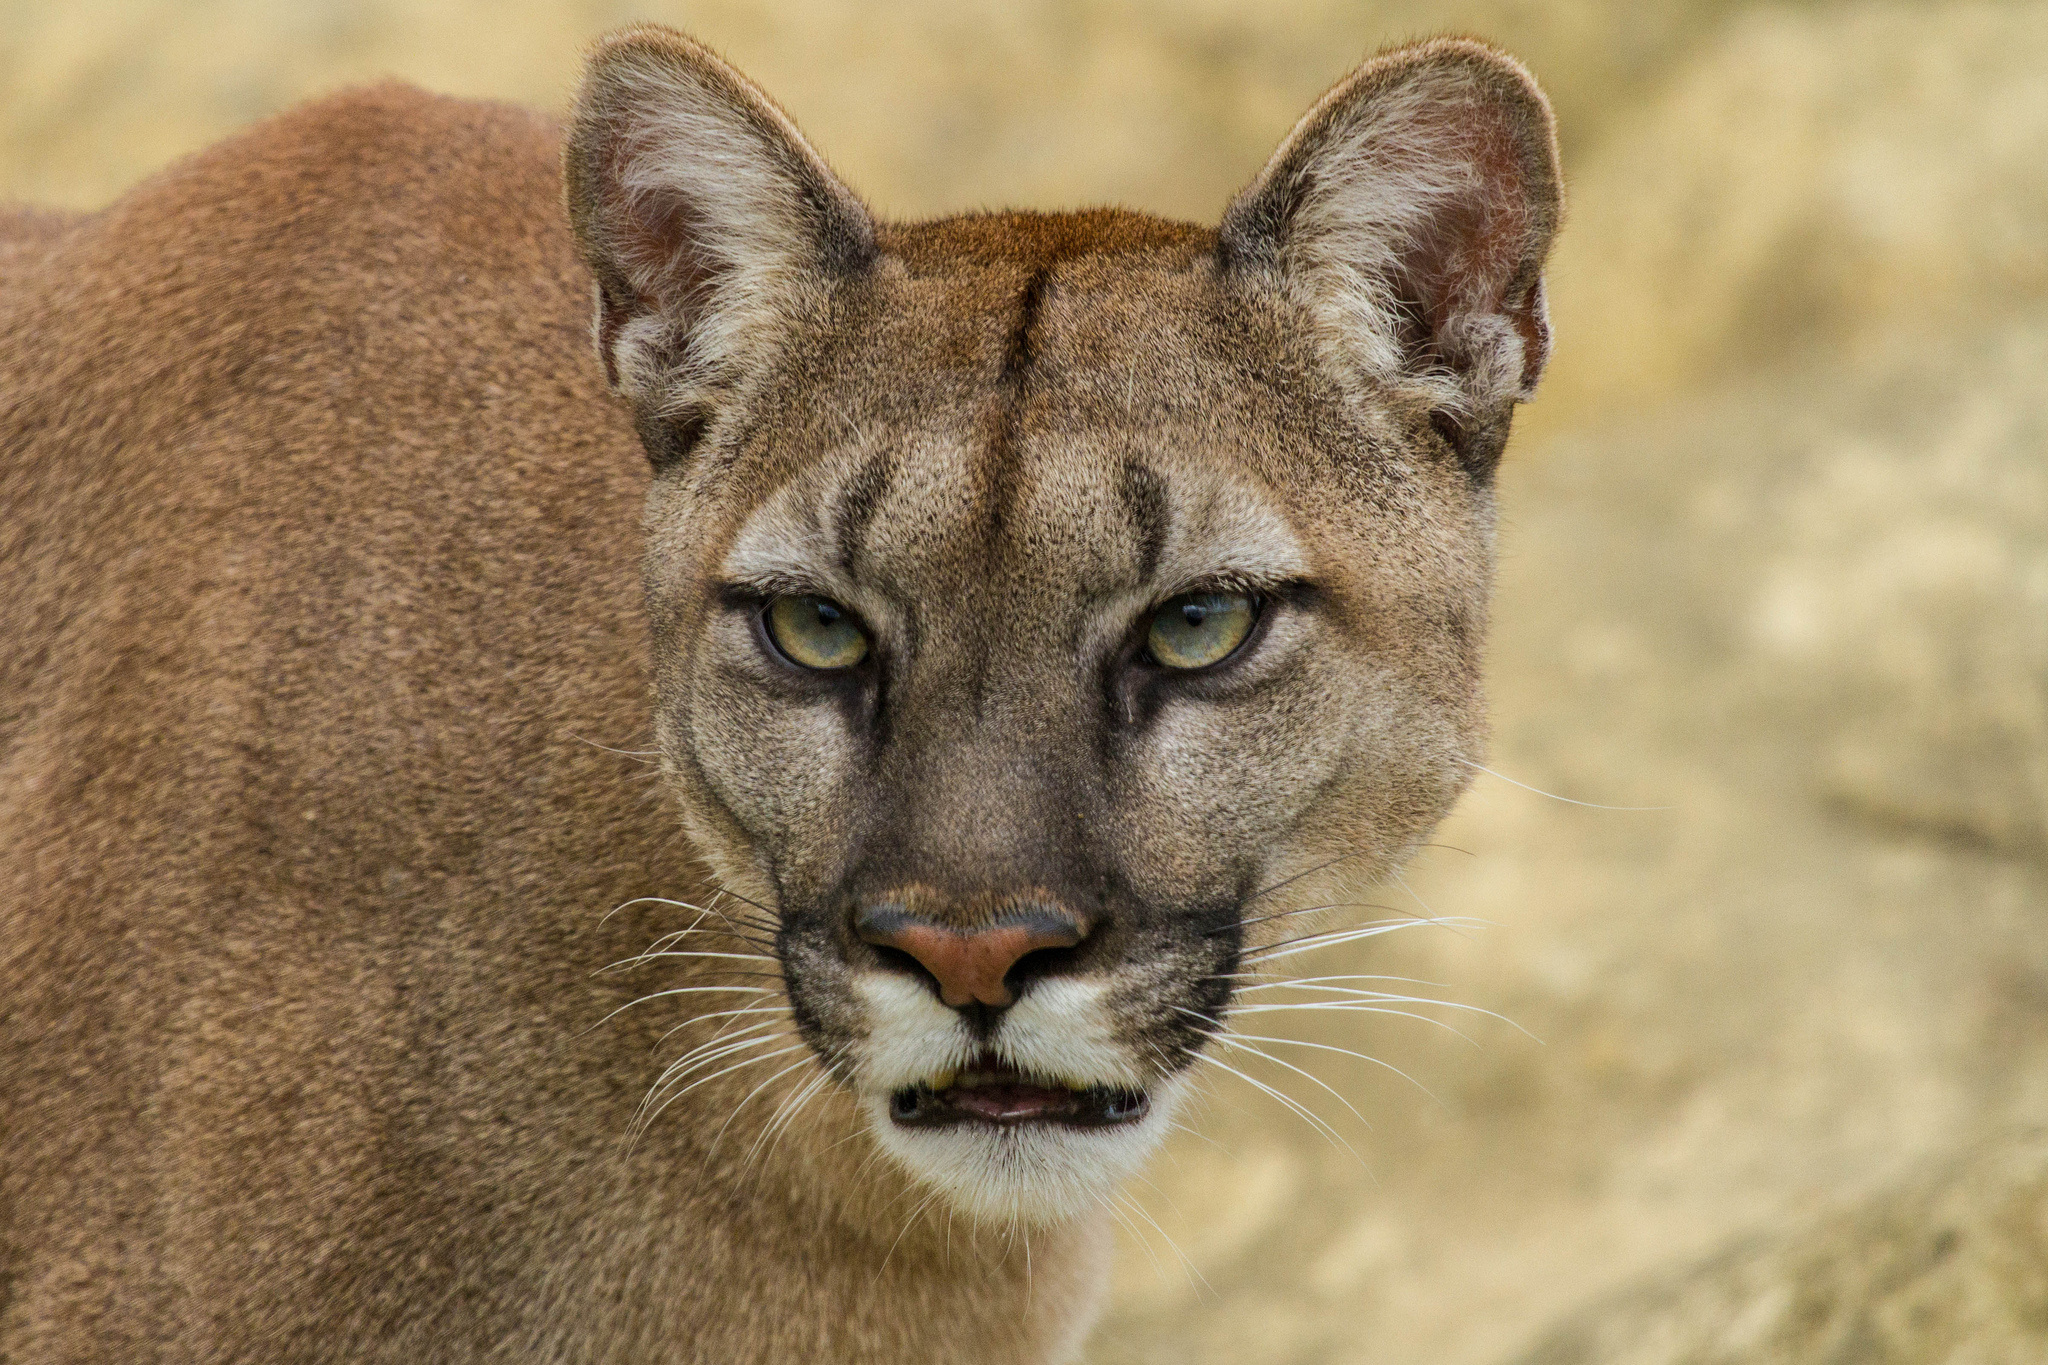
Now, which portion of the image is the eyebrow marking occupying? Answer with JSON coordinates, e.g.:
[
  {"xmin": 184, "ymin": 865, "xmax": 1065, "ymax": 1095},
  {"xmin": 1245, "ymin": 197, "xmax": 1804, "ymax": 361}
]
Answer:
[
  {"xmin": 836, "ymin": 447, "xmax": 896, "ymax": 577},
  {"xmin": 1117, "ymin": 459, "xmax": 1170, "ymax": 585}
]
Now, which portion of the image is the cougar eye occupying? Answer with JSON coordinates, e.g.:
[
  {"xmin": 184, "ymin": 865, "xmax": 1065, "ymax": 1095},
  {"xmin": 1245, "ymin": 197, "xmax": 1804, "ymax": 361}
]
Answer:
[
  {"xmin": 1145, "ymin": 591, "xmax": 1258, "ymax": 670},
  {"xmin": 764, "ymin": 594, "xmax": 869, "ymax": 671}
]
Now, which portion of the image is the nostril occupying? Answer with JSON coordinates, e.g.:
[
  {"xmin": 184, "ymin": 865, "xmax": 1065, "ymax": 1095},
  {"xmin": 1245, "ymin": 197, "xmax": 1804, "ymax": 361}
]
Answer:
[
  {"xmin": 1004, "ymin": 941, "xmax": 1082, "ymax": 992},
  {"xmin": 866, "ymin": 940, "xmax": 937, "ymax": 986}
]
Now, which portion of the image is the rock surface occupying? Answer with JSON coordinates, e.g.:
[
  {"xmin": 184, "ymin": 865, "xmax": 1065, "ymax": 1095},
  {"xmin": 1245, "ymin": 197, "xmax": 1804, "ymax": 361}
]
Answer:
[{"xmin": 1512, "ymin": 1130, "xmax": 2048, "ymax": 1365}]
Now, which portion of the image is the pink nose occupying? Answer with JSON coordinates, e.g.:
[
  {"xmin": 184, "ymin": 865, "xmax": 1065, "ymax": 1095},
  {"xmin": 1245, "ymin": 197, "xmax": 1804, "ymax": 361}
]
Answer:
[{"xmin": 856, "ymin": 906, "xmax": 1088, "ymax": 1008}]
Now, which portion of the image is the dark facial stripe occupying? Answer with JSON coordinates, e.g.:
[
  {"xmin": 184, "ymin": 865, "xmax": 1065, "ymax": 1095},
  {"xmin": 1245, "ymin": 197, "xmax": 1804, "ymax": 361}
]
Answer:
[
  {"xmin": 1117, "ymin": 459, "xmax": 1170, "ymax": 586},
  {"xmin": 982, "ymin": 266, "xmax": 1056, "ymax": 563},
  {"xmin": 836, "ymin": 447, "xmax": 897, "ymax": 577},
  {"xmin": 999, "ymin": 266, "xmax": 1053, "ymax": 388}
]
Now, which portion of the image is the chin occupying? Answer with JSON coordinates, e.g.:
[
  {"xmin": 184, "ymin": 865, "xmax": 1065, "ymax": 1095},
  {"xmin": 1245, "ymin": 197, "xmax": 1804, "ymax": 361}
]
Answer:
[{"xmin": 861, "ymin": 1074, "xmax": 1187, "ymax": 1226}]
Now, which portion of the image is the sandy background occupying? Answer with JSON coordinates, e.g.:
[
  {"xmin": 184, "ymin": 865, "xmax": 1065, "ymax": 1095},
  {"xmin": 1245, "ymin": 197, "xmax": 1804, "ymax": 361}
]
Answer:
[{"xmin": 7, "ymin": 2, "xmax": 2045, "ymax": 1361}]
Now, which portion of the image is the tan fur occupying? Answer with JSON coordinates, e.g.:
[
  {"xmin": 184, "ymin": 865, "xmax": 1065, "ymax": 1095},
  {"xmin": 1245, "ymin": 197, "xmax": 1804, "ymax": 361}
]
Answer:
[{"xmin": 1, "ymin": 29, "xmax": 1558, "ymax": 1362}]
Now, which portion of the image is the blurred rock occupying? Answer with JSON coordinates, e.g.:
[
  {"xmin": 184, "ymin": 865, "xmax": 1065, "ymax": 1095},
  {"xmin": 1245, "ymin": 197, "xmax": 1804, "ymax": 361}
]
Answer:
[
  {"xmin": 1536, "ymin": 0, "xmax": 2048, "ymax": 431},
  {"xmin": 1536, "ymin": 318, "xmax": 2048, "ymax": 863},
  {"xmin": 1508, "ymin": 1129, "xmax": 2048, "ymax": 1365}
]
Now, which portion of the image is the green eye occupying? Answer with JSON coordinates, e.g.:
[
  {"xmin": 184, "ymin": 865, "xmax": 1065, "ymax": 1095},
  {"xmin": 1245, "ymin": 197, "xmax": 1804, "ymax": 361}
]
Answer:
[
  {"xmin": 764, "ymin": 594, "xmax": 869, "ymax": 671},
  {"xmin": 1145, "ymin": 592, "xmax": 1258, "ymax": 670}
]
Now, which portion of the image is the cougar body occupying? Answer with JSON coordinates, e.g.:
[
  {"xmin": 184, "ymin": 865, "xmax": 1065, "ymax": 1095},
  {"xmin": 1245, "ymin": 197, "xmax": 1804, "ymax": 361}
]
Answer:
[{"xmin": 1, "ymin": 30, "xmax": 1559, "ymax": 1362}]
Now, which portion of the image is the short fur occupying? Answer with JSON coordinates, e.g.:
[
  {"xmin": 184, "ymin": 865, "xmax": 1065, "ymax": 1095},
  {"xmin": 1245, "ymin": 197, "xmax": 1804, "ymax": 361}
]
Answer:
[{"xmin": 1, "ymin": 28, "xmax": 1558, "ymax": 1362}]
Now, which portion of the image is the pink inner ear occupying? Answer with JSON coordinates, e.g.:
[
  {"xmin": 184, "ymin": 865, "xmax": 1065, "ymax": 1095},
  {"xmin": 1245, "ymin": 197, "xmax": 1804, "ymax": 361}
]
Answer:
[
  {"xmin": 1392, "ymin": 105, "xmax": 1543, "ymax": 385},
  {"xmin": 601, "ymin": 136, "xmax": 720, "ymax": 317}
]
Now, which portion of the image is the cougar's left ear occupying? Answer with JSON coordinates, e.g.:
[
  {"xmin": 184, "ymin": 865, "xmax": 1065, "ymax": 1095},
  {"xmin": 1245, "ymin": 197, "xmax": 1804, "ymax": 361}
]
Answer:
[
  {"xmin": 1221, "ymin": 39, "xmax": 1561, "ymax": 474},
  {"xmin": 565, "ymin": 25, "xmax": 875, "ymax": 466}
]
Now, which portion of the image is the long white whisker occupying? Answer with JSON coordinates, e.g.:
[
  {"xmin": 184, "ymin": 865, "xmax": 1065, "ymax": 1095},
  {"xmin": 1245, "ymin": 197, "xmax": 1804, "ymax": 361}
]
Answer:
[
  {"xmin": 1214, "ymin": 1029, "xmax": 1442, "ymax": 1106},
  {"xmin": 1182, "ymin": 1047, "xmax": 1353, "ymax": 1155},
  {"xmin": 633, "ymin": 1043, "xmax": 807, "ymax": 1143},
  {"xmin": 578, "ymin": 984, "xmax": 778, "ymax": 1037},
  {"xmin": 1232, "ymin": 986, "xmax": 1537, "ymax": 1040},
  {"xmin": 651, "ymin": 1004, "xmax": 794, "ymax": 1050},
  {"xmin": 1185, "ymin": 1015, "xmax": 1378, "ymax": 1132},
  {"xmin": 1460, "ymin": 759, "xmax": 1670, "ymax": 811},
  {"xmin": 1097, "ymin": 1192, "xmax": 1166, "ymax": 1282},
  {"xmin": 873, "ymin": 1187, "xmax": 946, "ymax": 1287},
  {"xmin": 1115, "ymin": 1189, "xmax": 1211, "ymax": 1296},
  {"xmin": 641, "ymin": 1025, "xmax": 786, "ymax": 1100},
  {"xmin": 1224, "ymin": 1000, "xmax": 1483, "ymax": 1045},
  {"xmin": 709, "ymin": 1056, "xmax": 817, "ymax": 1156},
  {"xmin": 745, "ymin": 1068, "xmax": 836, "ymax": 1176},
  {"xmin": 1245, "ymin": 917, "xmax": 1484, "ymax": 964},
  {"xmin": 1232, "ymin": 972, "xmax": 1448, "ymax": 989},
  {"xmin": 601, "ymin": 949, "xmax": 780, "ymax": 971}
]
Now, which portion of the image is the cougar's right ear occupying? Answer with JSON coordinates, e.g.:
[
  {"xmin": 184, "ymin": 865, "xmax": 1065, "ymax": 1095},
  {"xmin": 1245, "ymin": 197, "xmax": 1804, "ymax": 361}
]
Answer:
[{"xmin": 564, "ymin": 25, "xmax": 875, "ymax": 466}]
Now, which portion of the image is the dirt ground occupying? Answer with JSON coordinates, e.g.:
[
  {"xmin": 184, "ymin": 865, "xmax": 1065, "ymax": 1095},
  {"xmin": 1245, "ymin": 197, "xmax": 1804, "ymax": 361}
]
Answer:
[{"xmin": 6, "ymin": 2, "xmax": 2044, "ymax": 1361}]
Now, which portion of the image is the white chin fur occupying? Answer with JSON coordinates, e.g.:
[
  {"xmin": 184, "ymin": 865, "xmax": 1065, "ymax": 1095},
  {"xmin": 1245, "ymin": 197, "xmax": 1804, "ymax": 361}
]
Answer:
[
  {"xmin": 860, "ymin": 1078, "xmax": 1185, "ymax": 1227},
  {"xmin": 851, "ymin": 971, "xmax": 1180, "ymax": 1225}
]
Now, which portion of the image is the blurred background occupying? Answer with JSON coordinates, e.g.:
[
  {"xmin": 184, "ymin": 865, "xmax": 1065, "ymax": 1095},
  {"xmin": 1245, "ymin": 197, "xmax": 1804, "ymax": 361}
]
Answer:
[{"xmin": 6, "ymin": 1, "xmax": 2044, "ymax": 1360}]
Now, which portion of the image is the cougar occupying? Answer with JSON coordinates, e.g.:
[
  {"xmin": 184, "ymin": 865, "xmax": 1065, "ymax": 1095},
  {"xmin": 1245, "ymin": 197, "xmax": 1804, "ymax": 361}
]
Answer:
[{"xmin": 0, "ymin": 25, "xmax": 1559, "ymax": 1362}]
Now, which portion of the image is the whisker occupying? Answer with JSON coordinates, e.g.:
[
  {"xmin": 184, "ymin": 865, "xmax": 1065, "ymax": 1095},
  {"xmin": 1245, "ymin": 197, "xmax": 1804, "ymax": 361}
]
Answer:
[
  {"xmin": 1180, "ymin": 1047, "xmax": 1353, "ymax": 1155},
  {"xmin": 1460, "ymin": 759, "xmax": 1670, "ymax": 811},
  {"xmin": 1210, "ymin": 1028, "xmax": 1443, "ymax": 1106},
  {"xmin": 1210, "ymin": 900, "xmax": 1402, "ymax": 936},
  {"xmin": 632, "ymin": 1043, "xmax": 808, "ymax": 1145},
  {"xmin": 1222, "ymin": 1001, "xmax": 1483, "ymax": 1045},
  {"xmin": 745, "ymin": 1067, "xmax": 837, "ymax": 1176},
  {"xmin": 599, "ymin": 949, "xmax": 782, "ymax": 972},
  {"xmin": 1232, "ymin": 983, "xmax": 1534, "ymax": 1039},
  {"xmin": 1244, "ymin": 917, "xmax": 1485, "ymax": 964},
  {"xmin": 650, "ymin": 1004, "xmax": 794, "ymax": 1050},
  {"xmin": 569, "ymin": 732, "xmax": 660, "ymax": 764},
  {"xmin": 1224, "ymin": 971, "xmax": 1447, "ymax": 988},
  {"xmin": 708, "ymin": 1055, "xmax": 818, "ymax": 1156},
  {"xmin": 643, "ymin": 1024, "xmax": 786, "ymax": 1090},
  {"xmin": 704, "ymin": 882, "xmax": 782, "ymax": 920},
  {"xmin": 1181, "ymin": 1009, "xmax": 1378, "ymax": 1131},
  {"xmin": 1114, "ymin": 1189, "xmax": 1211, "ymax": 1296},
  {"xmin": 873, "ymin": 1186, "xmax": 947, "ymax": 1287},
  {"xmin": 1097, "ymin": 1193, "xmax": 1167, "ymax": 1282},
  {"xmin": 599, "ymin": 895, "xmax": 779, "ymax": 947},
  {"xmin": 645, "ymin": 1019, "xmax": 786, "ymax": 1078},
  {"xmin": 1239, "ymin": 850, "xmax": 1369, "ymax": 907},
  {"xmin": 578, "ymin": 985, "xmax": 777, "ymax": 1037}
]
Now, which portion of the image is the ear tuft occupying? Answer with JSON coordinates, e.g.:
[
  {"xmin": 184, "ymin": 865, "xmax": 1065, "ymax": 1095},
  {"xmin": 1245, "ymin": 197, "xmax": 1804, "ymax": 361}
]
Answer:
[
  {"xmin": 564, "ymin": 26, "xmax": 874, "ymax": 462},
  {"xmin": 1221, "ymin": 38, "xmax": 1562, "ymax": 427}
]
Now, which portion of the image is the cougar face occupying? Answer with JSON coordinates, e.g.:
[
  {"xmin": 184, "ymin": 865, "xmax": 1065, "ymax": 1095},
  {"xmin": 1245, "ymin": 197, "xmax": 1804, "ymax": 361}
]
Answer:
[{"xmin": 568, "ymin": 27, "xmax": 1559, "ymax": 1224}]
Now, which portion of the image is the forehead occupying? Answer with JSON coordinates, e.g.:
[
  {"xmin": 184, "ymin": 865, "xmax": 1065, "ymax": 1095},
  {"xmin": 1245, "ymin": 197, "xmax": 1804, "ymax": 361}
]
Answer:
[{"xmin": 714, "ymin": 211, "xmax": 1404, "ymax": 598}]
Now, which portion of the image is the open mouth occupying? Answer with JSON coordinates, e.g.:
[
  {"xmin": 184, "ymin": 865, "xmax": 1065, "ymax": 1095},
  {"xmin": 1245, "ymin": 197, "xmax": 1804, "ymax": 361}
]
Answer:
[{"xmin": 888, "ymin": 1052, "xmax": 1150, "ymax": 1129}]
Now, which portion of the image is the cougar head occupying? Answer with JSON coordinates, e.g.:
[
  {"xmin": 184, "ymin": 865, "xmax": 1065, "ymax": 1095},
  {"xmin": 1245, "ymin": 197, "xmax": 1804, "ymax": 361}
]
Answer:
[{"xmin": 565, "ymin": 25, "xmax": 1560, "ymax": 1224}]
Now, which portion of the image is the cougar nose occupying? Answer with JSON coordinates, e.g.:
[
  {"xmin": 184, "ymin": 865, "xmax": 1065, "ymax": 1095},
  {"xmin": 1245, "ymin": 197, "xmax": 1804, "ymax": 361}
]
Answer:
[{"xmin": 855, "ymin": 904, "xmax": 1089, "ymax": 1008}]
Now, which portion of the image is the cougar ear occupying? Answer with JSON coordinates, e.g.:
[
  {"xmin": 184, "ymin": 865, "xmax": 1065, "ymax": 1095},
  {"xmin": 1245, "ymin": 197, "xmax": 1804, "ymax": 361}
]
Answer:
[
  {"xmin": 1220, "ymin": 39, "xmax": 1561, "ymax": 472},
  {"xmin": 564, "ymin": 25, "xmax": 875, "ymax": 466}
]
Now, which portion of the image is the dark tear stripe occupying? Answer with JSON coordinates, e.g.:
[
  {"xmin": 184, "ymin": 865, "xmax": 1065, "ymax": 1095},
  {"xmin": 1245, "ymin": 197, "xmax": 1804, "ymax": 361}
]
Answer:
[
  {"xmin": 1117, "ymin": 460, "xmax": 1170, "ymax": 587},
  {"xmin": 836, "ymin": 447, "xmax": 897, "ymax": 578}
]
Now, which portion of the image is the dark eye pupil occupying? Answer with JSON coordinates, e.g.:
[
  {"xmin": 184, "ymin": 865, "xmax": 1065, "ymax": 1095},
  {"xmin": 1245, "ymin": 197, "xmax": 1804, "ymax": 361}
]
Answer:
[
  {"xmin": 815, "ymin": 603, "xmax": 840, "ymax": 626},
  {"xmin": 1181, "ymin": 604, "xmax": 1207, "ymax": 627}
]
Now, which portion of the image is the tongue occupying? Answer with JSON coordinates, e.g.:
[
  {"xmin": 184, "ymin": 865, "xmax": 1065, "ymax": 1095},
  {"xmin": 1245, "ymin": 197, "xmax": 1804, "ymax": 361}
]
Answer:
[{"xmin": 947, "ymin": 1083, "xmax": 1078, "ymax": 1123}]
